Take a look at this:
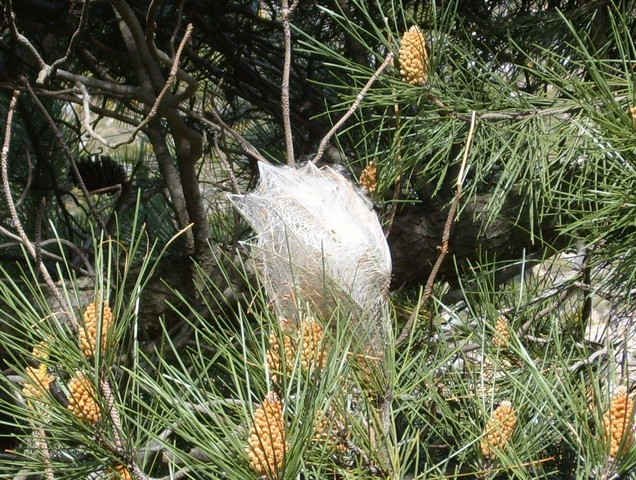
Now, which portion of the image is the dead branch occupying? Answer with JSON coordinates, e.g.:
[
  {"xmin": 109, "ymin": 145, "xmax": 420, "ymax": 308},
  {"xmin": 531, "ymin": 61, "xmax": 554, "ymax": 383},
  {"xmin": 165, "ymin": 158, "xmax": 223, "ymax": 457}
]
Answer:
[{"xmin": 281, "ymin": 0, "xmax": 299, "ymax": 165}]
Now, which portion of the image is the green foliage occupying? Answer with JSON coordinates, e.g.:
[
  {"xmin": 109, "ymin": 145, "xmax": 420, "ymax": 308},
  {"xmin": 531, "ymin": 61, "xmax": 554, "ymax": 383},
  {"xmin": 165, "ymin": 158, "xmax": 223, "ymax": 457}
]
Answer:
[{"xmin": 1, "ymin": 225, "xmax": 636, "ymax": 478}]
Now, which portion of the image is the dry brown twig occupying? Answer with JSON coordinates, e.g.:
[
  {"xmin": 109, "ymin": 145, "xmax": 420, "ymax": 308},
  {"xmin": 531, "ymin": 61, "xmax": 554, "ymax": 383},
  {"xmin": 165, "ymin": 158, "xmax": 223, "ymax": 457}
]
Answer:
[
  {"xmin": 396, "ymin": 111, "xmax": 477, "ymax": 345},
  {"xmin": 311, "ymin": 52, "xmax": 395, "ymax": 165},
  {"xmin": 281, "ymin": 0, "xmax": 300, "ymax": 166},
  {"xmin": 1, "ymin": 90, "xmax": 74, "ymax": 325}
]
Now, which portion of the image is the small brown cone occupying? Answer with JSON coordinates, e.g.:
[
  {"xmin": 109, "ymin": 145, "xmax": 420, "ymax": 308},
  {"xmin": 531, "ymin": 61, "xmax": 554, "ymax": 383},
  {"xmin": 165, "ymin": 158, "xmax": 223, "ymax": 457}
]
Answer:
[
  {"xmin": 22, "ymin": 364, "xmax": 54, "ymax": 402},
  {"xmin": 359, "ymin": 163, "xmax": 378, "ymax": 193},
  {"xmin": 603, "ymin": 386, "xmax": 635, "ymax": 458},
  {"xmin": 481, "ymin": 400, "xmax": 517, "ymax": 459},
  {"xmin": 112, "ymin": 465, "xmax": 133, "ymax": 480},
  {"xmin": 67, "ymin": 371, "xmax": 101, "ymax": 424},
  {"xmin": 492, "ymin": 316, "xmax": 511, "ymax": 349},
  {"xmin": 300, "ymin": 319, "xmax": 327, "ymax": 372},
  {"xmin": 399, "ymin": 26, "xmax": 428, "ymax": 85},
  {"xmin": 80, "ymin": 301, "xmax": 113, "ymax": 358},
  {"xmin": 630, "ymin": 106, "xmax": 636, "ymax": 129},
  {"xmin": 247, "ymin": 392, "xmax": 287, "ymax": 479}
]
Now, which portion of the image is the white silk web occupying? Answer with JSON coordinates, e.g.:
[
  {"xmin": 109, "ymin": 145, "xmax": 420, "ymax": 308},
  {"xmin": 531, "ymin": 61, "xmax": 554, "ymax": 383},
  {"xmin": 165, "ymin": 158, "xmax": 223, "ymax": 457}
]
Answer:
[{"xmin": 230, "ymin": 161, "xmax": 392, "ymax": 353}]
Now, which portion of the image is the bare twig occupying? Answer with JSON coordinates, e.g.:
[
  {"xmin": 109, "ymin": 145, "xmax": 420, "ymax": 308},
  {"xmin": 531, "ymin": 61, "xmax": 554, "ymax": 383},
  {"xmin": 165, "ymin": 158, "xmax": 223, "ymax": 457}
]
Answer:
[
  {"xmin": 49, "ymin": 0, "xmax": 89, "ymax": 75},
  {"xmin": 0, "ymin": 235, "xmax": 93, "ymax": 276},
  {"xmin": 1, "ymin": 90, "xmax": 72, "ymax": 324},
  {"xmin": 396, "ymin": 111, "xmax": 477, "ymax": 344},
  {"xmin": 312, "ymin": 52, "xmax": 394, "ymax": 165},
  {"xmin": 8, "ymin": 4, "xmax": 140, "ymax": 97},
  {"xmin": 280, "ymin": 0, "xmax": 299, "ymax": 165}
]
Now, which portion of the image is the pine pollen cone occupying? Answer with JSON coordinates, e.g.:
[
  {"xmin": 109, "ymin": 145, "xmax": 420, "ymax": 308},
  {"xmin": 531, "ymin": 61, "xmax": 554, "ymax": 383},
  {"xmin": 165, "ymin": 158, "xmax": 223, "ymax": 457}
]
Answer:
[
  {"xmin": 67, "ymin": 371, "xmax": 101, "ymax": 424},
  {"xmin": 80, "ymin": 301, "xmax": 114, "ymax": 357},
  {"xmin": 603, "ymin": 386, "xmax": 635, "ymax": 458},
  {"xmin": 22, "ymin": 364, "xmax": 54, "ymax": 402},
  {"xmin": 359, "ymin": 162, "xmax": 378, "ymax": 193},
  {"xmin": 481, "ymin": 400, "xmax": 517, "ymax": 458},
  {"xmin": 492, "ymin": 316, "xmax": 511, "ymax": 349},
  {"xmin": 266, "ymin": 330, "xmax": 296, "ymax": 381},
  {"xmin": 300, "ymin": 319, "xmax": 327, "ymax": 371},
  {"xmin": 399, "ymin": 26, "xmax": 428, "ymax": 85},
  {"xmin": 247, "ymin": 392, "xmax": 287, "ymax": 479}
]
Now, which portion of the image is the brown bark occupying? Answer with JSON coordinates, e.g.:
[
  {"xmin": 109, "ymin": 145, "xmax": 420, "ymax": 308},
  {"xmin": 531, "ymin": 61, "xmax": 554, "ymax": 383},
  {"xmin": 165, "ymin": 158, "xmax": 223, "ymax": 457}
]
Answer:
[{"xmin": 146, "ymin": 122, "xmax": 195, "ymax": 254}]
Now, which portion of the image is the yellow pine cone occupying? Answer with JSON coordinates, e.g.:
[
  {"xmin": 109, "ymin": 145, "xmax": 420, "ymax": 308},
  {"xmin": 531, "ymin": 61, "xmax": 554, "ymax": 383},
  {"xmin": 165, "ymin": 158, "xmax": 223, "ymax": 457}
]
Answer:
[
  {"xmin": 630, "ymin": 105, "xmax": 636, "ymax": 129},
  {"xmin": 399, "ymin": 26, "xmax": 428, "ymax": 85},
  {"xmin": 300, "ymin": 319, "xmax": 327, "ymax": 372},
  {"xmin": 67, "ymin": 372, "xmax": 101, "ymax": 424},
  {"xmin": 22, "ymin": 364, "xmax": 54, "ymax": 402},
  {"xmin": 492, "ymin": 316, "xmax": 511, "ymax": 349},
  {"xmin": 481, "ymin": 400, "xmax": 517, "ymax": 458},
  {"xmin": 359, "ymin": 162, "xmax": 378, "ymax": 193},
  {"xmin": 80, "ymin": 301, "xmax": 114, "ymax": 357},
  {"xmin": 112, "ymin": 465, "xmax": 133, "ymax": 480},
  {"xmin": 603, "ymin": 386, "xmax": 635, "ymax": 458},
  {"xmin": 266, "ymin": 330, "xmax": 296, "ymax": 381},
  {"xmin": 247, "ymin": 392, "xmax": 287, "ymax": 479}
]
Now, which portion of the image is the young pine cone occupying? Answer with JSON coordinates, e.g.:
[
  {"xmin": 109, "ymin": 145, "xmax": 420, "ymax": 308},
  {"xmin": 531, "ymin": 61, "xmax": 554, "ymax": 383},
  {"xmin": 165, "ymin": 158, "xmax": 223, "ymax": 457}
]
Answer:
[
  {"xmin": 492, "ymin": 316, "xmax": 511, "ymax": 349},
  {"xmin": 266, "ymin": 330, "xmax": 296, "ymax": 381},
  {"xmin": 359, "ymin": 163, "xmax": 378, "ymax": 193},
  {"xmin": 67, "ymin": 372, "xmax": 101, "ymax": 424},
  {"xmin": 80, "ymin": 301, "xmax": 114, "ymax": 357},
  {"xmin": 603, "ymin": 386, "xmax": 635, "ymax": 458},
  {"xmin": 481, "ymin": 401, "xmax": 517, "ymax": 458},
  {"xmin": 247, "ymin": 392, "xmax": 287, "ymax": 479},
  {"xmin": 22, "ymin": 364, "xmax": 54, "ymax": 402},
  {"xmin": 399, "ymin": 26, "xmax": 428, "ymax": 85},
  {"xmin": 300, "ymin": 319, "xmax": 327, "ymax": 372}
]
